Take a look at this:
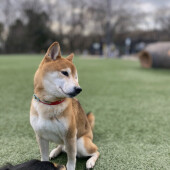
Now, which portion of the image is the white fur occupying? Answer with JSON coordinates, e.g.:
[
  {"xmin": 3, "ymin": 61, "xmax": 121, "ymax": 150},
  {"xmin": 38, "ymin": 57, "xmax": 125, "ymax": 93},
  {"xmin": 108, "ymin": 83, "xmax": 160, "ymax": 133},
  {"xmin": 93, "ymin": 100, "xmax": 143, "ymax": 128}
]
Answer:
[
  {"xmin": 30, "ymin": 99, "xmax": 69, "ymax": 144},
  {"xmin": 43, "ymin": 69, "xmax": 79, "ymax": 99},
  {"xmin": 32, "ymin": 98, "xmax": 67, "ymax": 118},
  {"xmin": 49, "ymin": 137, "xmax": 90, "ymax": 159},
  {"xmin": 86, "ymin": 153, "xmax": 98, "ymax": 169},
  {"xmin": 77, "ymin": 137, "xmax": 100, "ymax": 169},
  {"xmin": 77, "ymin": 137, "xmax": 90, "ymax": 157},
  {"xmin": 67, "ymin": 161, "xmax": 76, "ymax": 170},
  {"xmin": 36, "ymin": 136, "xmax": 49, "ymax": 161},
  {"xmin": 49, "ymin": 145, "xmax": 63, "ymax": 159}
]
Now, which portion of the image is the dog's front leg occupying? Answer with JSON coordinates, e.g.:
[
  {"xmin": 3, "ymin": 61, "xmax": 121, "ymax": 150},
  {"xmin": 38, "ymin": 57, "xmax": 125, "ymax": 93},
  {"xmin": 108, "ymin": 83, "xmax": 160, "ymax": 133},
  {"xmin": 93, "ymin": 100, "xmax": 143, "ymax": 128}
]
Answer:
[
  {"xmin": 64, "ymin": 136, "xmax": 77, "ymax": 170},
  {"xmin": 36, "ymin": 135, "xmax": 49, "ymax": 161}
]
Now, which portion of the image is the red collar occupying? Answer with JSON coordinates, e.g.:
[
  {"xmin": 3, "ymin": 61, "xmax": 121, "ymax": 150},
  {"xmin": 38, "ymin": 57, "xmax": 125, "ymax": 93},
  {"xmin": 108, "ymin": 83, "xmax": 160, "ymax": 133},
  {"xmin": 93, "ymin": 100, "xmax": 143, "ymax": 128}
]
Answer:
[{"xmin": 33, "ymin": 94, "xmax": 65, "ymax": 105}]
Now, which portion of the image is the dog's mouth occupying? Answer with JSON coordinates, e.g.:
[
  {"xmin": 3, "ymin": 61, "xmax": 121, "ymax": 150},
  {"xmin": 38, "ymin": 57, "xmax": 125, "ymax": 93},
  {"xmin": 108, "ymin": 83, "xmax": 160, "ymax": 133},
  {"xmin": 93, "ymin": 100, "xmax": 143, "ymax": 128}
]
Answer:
[
  {"xmin": 59, "ymin": 87, "xmax": 67, "ymax": 95},
  {"xmin": 59, "ymin": 87, "xmax": 77, "ymax": 98}
]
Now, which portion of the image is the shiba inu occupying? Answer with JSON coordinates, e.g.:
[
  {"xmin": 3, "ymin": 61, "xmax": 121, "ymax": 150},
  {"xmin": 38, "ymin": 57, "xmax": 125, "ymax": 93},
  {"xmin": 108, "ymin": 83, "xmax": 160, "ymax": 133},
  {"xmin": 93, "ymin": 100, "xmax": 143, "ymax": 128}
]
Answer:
[{"xmin": 30, "ymin": 42, "xmax": 100, "ymax": 170}]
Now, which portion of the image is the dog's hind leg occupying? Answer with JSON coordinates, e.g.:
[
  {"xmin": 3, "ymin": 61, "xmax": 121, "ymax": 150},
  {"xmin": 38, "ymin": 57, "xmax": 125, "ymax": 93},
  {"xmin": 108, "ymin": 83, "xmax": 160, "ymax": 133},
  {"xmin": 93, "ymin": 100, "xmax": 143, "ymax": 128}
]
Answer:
[
  {"xmin": 77, "ymin": 136, "xmax": 100, "ymax": 169},
  {"xmin": 49, "ymin": 145, "xmax": 63, "ymax": 160},
  {"xmin": 86, "ymin": 151, "xmax": 100, "ymax": 170}
]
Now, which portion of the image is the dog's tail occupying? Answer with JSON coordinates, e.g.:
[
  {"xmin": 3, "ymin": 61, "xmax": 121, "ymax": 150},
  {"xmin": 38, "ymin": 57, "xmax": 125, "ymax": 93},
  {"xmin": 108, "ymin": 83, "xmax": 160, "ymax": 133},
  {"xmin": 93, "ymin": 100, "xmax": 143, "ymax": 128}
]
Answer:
[{"xmin": 87, "ymin": 112, "xmax": 95, "ymax": 130}]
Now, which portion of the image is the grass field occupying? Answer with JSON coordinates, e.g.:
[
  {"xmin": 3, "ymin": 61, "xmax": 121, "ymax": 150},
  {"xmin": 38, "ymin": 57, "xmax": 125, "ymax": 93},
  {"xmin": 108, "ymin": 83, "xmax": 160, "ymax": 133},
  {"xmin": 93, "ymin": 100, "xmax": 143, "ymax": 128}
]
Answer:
[{"xmin": 1, "ymin": 55, "xmax": 170, "ymax": 170}]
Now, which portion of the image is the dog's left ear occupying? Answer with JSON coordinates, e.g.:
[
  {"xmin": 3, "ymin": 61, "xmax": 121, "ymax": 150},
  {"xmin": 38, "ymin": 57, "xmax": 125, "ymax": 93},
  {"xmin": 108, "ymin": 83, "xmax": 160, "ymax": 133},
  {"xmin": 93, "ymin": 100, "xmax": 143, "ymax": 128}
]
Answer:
[
  {"xmin": 46, "ymin": 42, "xmax": 61, "ymax": 60},
  {"xmin": 66, "ymin": 53, "xmax": 74, "ymax": 62}
]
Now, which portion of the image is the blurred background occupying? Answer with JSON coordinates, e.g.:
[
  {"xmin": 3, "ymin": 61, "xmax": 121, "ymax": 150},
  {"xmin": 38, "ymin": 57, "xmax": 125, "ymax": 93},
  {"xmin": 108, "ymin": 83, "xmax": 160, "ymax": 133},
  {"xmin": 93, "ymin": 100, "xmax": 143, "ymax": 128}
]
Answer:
[
  {"xmin": 2, "ymin": 1, "xmax": 170, "ymax": 169},
  {"xmin": 0, "ymin": 0, "xmax": 170, "ymax": 57}
]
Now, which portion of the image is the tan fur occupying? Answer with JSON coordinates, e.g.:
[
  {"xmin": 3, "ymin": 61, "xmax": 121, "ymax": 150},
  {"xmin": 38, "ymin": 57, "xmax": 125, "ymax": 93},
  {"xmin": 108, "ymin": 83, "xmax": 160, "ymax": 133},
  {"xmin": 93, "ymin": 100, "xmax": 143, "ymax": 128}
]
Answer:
[
  {"xmin": 53, "ymin": 163, "xmax": 66, "ymax": 170},
  {"xmin": 30, "ymin": 42, "xmax": 99, "ymax": 170},
  {"xmin": 87, "ymin": 112, "xmax": 95, "ymax": 130},
  {"xmin": 83, "ymin": 136, "xmax": 98, "ymax": 154},
  {"xmin": 34, "ymin": 58, "xmax": 76, "ymax": 101},
  {"xmin": 30, "ymin": 99, "xmax": 38, "ymax": 117}
]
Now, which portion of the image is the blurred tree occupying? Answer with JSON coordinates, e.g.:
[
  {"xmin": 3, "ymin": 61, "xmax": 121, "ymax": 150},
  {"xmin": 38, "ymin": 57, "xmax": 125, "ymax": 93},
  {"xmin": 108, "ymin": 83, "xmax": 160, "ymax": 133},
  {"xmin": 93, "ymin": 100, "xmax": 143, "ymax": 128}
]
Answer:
[
  {"xmin": 154, "ymin": 7, "xmax": 170, "ymax": 37},
  {"xmin": 0, "ymin": 23, "xmax": 3, "ymax": 37},
  {"xmin": 67, "ymin": 0, "xmax": 87, "ymax": 52},
  {"xmin": 0, "ymin": 23, "xmax": 4, "ymax": 52},
  {"xmin": 2, "ymin": 0, "xmax": 170, "ymax": 55},
  {"xmin": 25, "ymin": 9, "xmax": 56, "ymax": 52},
  {"xmin": 6, "ymin": 20, "xmax": 26, "ymax": 53},
  {"xmin": 6, "ymin": 10, "xmax": 56, "ymax": 53}
]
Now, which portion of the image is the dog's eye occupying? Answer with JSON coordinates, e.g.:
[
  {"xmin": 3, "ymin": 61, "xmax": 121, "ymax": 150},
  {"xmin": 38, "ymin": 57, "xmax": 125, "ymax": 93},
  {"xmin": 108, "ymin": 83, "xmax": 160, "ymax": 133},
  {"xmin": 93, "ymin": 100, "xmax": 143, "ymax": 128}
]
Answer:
[{"xmin": 61, "ymin": 71, "xmax": 69, "ymax": 77}]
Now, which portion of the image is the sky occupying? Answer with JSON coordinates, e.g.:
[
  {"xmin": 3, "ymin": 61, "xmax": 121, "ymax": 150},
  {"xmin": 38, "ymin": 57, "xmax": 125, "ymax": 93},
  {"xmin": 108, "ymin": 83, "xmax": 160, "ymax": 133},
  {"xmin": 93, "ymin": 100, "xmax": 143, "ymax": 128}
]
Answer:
[
  {"xmin": 0, "ymin": 0, "xmax": 170, "ymax": 31},
  {"xmin": 134, "ymin": 0, "xmax": 170, "ymax": 13}
]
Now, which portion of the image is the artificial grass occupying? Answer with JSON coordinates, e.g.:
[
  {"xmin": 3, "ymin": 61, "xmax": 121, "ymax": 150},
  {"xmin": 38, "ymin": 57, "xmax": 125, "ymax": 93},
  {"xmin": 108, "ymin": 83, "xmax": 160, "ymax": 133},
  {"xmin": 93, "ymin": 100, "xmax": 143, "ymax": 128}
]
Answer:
[{"xmin": 1, "ymin": 55, "xmax": 170, "ymax": 169}]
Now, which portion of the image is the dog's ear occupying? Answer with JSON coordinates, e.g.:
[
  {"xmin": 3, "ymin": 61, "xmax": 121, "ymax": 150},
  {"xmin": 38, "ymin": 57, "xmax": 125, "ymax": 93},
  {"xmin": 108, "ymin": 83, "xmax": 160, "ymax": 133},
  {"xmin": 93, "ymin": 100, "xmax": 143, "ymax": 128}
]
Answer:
[
  {"xmin": 46, "ymin": 42, "xmax": 61, "ymax": 60},
  {"xmin": 66, "ymin": 53, "xmax": 74, "ymax": 62}
]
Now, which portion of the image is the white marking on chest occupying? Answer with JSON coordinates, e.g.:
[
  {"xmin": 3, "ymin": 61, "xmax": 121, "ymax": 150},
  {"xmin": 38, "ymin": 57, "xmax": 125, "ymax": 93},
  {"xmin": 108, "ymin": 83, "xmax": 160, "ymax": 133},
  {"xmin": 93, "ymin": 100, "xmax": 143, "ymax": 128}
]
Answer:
[
  {"xmin": 33, "ymin": 99, "xmax": 67, "ymax": 118},
  {"xmin": 30, "ymin": 100, "xmax": 69, "ymax": 144}
]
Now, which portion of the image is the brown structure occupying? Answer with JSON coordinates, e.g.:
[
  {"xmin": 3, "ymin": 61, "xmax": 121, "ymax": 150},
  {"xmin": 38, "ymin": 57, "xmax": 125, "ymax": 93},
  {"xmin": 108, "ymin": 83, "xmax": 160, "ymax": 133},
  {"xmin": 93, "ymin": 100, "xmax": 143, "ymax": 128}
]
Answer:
[{"xmin": 139, "ymin": 42, "xmax": 170, "ymax": 68}]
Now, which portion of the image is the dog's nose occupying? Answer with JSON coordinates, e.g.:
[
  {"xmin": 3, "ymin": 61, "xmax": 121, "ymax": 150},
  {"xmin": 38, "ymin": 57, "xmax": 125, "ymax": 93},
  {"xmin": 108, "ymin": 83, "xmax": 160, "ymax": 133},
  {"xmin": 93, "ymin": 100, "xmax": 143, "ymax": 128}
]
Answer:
[{"xmin": 74, "ymin": 87, "xmax": 82, "ymax": 94}]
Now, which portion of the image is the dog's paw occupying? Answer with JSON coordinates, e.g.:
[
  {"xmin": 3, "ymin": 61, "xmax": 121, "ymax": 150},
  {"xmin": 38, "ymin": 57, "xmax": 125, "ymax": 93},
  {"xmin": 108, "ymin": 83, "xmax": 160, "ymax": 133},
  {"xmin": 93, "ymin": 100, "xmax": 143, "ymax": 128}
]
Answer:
[
  {"xmin": 49, "ymin": 148, "xmax": 59, "ymax": 160},
  {"xmin": 50, "ymin": 146, "xmax": 63, "ymax": 160},
  {"xmin": 86, "ymin": 158, "xmax": 95, "ymax": 169}
]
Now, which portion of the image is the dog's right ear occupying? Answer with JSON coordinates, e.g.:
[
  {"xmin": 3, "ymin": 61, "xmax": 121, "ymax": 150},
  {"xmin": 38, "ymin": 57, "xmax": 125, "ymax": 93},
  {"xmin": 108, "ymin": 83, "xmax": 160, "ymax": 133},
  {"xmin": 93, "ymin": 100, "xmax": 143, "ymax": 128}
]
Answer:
[{"xmin": 46, "ymin": 42, "xmax": 61, "ymax": 60}]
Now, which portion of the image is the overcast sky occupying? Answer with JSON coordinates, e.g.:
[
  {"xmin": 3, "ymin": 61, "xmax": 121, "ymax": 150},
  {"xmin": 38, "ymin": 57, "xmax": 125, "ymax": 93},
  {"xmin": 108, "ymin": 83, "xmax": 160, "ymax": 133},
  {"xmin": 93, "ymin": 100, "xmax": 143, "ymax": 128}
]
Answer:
[
  {"xmin": 141, "ymin": 0, "xmax": 170, "ymax": 7},
  {"xmin": 0, "ymin": 0, "xmax": 170, "ymax": 31},
  {"xmin": 134, "ymin": 0, "xmax": 170, "ymax": 13}
]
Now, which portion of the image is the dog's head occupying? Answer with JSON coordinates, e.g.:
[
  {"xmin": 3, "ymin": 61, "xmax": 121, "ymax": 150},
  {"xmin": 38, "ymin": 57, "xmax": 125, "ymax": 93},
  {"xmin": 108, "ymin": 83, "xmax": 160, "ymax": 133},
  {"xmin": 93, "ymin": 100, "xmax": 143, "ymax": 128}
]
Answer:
[{"xmin": 34, "ymin": 42, "xmax": 82, "ymax": 99}]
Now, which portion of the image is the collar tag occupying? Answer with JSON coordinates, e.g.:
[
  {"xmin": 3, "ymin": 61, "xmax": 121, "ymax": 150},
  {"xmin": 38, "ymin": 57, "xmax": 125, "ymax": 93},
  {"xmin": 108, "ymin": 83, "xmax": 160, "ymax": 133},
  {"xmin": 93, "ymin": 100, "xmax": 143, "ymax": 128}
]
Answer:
[{"xmin": 33, "ymin": 94, "xmax": 40, "ymax": 101}]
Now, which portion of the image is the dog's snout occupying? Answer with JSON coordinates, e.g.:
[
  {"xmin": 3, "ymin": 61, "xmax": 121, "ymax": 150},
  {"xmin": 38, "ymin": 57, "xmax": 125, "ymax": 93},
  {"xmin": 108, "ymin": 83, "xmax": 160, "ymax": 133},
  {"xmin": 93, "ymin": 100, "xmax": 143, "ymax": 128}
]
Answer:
[
  {"xmin": 68, "ymin": 87, "xmax": 82, "ymax": 98},
  {"xmin": 74, "ymin": 87, "xmax": 82, "ymax": 94}
]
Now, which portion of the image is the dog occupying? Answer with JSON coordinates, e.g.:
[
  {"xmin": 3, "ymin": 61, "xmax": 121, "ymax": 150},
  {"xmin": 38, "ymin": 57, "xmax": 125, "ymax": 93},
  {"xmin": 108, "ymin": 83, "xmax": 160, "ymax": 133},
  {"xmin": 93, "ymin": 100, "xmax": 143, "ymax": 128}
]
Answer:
[
  {"xmin": 0, "ymin": 159, "xmax": 65, "ymax": 170},
  {"xmin": 30, "ymin": 42, "xmax": 100, "ymax": 170}
]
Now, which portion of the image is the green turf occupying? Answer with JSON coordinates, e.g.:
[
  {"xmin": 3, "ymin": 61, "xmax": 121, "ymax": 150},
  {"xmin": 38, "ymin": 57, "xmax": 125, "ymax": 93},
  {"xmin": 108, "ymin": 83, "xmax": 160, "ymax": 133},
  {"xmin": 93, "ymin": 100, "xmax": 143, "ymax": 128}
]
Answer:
[{"xmin": 1, "ymin": 55, "xmax": 170, "ymax": 170}]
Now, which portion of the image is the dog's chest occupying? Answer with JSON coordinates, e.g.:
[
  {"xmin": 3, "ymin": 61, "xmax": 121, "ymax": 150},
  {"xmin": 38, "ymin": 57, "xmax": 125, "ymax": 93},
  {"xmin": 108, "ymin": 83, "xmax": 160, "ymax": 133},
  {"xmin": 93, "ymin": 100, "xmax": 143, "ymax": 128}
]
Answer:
[{"xmin": 30, "ymin": 101, "xmax": 68, "ymax": 144}]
